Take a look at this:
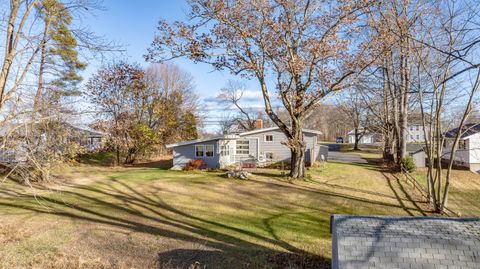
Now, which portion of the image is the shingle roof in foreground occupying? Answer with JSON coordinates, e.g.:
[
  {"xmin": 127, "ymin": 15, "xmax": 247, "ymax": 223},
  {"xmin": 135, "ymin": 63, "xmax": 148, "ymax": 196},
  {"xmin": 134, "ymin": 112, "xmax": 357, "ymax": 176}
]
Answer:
[{"xmin": 331, "ymin": 215, "xmax": 480, "ymax": 269}]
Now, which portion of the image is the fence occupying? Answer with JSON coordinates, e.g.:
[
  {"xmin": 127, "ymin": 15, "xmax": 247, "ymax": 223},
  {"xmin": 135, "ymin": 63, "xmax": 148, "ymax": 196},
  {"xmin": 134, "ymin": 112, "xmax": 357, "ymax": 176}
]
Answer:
[{"xmin": 401, "ymin": 165, "xmax": 460, "ymax": 217}]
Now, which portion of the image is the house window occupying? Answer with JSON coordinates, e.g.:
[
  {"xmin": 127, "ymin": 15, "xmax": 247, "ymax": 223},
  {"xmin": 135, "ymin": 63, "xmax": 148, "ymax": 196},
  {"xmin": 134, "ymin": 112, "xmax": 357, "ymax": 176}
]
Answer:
[
  {"xmin": 416, "ymin": 135, "xmax": 419, "ymax": 140},
  {"xmin": 410, "ymin": 126, "xmax": 413, "ymax": 131},
  {"xmin": 416, "ymin": 125, "xmax": 420, "ymax": 131},
  {"xmin": 265, "ymin": 152, "xmax": 274, "ymax": 160},
  {"xmin": 220, "ymin": 145, "xmax": 229, "ymax": 156},
  {"xmin": 195, "ymin": 145, "xmax": 204, "ymax": 157},
  {"xmin": 265, "ymin": 135, "xmax": 273, "ymax": 142},
  {"xmin": 459, "ymin": 140, "xmax": 467, "ymax": 150},
  {"xmin": 205, "ymin": 145, "xmax": 214, "ymax": 157},
  {"xmin": 236, "ymin": 140, "xmax": 250, "ymax": 155}
]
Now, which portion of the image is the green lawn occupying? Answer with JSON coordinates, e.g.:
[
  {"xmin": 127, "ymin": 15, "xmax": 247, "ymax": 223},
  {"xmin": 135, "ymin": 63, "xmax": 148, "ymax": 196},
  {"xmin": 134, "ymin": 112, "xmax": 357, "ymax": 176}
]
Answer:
[
  {"xmin": 0, "ymin": 161, "xmax": 477, "ymax": 268},
  {"xmin": 411, "ymin": 168, "xmax": 480, "ymax": 217}
]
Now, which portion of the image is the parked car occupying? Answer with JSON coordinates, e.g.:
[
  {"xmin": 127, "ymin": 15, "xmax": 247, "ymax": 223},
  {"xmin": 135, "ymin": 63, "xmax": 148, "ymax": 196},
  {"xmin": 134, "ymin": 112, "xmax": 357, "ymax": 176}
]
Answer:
[{"xmin": 336, "ymin": 137, "xmax": 344, "ymax": 143}]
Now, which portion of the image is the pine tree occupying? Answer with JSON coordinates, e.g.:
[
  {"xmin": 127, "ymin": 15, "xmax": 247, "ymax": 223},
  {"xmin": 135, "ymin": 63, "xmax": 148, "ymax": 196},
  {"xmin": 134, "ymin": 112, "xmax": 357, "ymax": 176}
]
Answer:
[{"xmin": 34, "ymin": 0, "xmax": 86, "ymax": 114}]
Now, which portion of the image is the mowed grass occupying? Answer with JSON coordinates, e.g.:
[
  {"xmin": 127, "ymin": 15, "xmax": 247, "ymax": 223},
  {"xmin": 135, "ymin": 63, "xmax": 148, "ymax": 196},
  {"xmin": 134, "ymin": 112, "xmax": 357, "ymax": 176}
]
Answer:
[
  {"xmin": 412, "ymin": 168, "xmax": 480, "ymax": 217},
  {"xmin": 0, "ymin": 161, "xmax": 477, "ymax": 268}
]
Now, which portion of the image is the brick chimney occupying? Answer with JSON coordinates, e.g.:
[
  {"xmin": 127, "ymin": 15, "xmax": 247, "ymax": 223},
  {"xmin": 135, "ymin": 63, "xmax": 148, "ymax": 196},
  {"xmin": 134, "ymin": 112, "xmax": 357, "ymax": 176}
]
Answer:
[{"xmin": 255, "ymin": 119, "xmax": 263, "ymax": 129}]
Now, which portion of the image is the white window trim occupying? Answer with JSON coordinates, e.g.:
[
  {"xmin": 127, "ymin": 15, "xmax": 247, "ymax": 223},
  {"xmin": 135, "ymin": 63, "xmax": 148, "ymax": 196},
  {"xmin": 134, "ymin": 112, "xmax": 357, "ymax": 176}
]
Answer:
[
  {"xmin": 220, "ymin": 145, "xmax": 229, "ymax": 156},
  {"xmin": 459, "ymin": 140, "xmax": 467, "ymax": 150},
  {"xmin": 205, "ymin": 145, "xmax": 215, "ymax": 158},
  {"xmin": 236, "ymin": 140, "xmax": 250, "ymax": 155},
  {"xmin": 195, "ymin": 145, "xmax": 205, "ymax": 157},
  {"xmin": 264, "ymin": 134, "xmax": 273, "ymax": 142}
]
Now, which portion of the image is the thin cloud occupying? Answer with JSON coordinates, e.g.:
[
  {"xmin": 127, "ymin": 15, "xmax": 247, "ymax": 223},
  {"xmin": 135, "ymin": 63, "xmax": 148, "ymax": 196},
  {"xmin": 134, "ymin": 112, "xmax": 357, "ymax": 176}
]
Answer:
[{"xmin": 202, "ymin": 90, "xmax": 263, "ymax": 104}]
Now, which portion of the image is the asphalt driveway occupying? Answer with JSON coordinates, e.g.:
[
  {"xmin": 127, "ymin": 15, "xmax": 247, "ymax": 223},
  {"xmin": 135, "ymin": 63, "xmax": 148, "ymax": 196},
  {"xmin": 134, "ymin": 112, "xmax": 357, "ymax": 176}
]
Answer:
[{"xmin": 324, "ymin": 144, "xmax": 368, "ymax": 164}]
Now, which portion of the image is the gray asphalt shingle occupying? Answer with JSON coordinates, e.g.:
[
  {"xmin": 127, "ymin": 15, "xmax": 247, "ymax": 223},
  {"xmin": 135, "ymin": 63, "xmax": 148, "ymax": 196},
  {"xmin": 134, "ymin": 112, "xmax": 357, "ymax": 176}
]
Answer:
[{"xmin": 331, "ymin": 215, "xmax": 480, "ymax": 269}]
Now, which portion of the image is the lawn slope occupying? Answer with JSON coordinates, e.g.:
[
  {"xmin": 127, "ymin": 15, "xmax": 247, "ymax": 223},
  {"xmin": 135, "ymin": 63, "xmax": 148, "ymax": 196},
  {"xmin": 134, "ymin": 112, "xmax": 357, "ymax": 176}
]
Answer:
[{"xmin": 0, "ymin": 162, "xmax": 468, "ymax": 268}]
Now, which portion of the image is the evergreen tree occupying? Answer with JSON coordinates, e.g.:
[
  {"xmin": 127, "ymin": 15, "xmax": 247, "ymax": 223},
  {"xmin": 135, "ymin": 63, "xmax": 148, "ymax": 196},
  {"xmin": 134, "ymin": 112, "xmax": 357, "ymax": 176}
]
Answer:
[{"xmin": 34, "ymin": 0, "xmax": 86, "ymax": 113}]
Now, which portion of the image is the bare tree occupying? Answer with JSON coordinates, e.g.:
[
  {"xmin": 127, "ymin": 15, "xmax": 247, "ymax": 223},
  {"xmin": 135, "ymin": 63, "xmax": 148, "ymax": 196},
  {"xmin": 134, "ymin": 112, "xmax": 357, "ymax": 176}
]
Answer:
[
  {"xmin": 0, "ymin": 0, "xmax": 113, "ymax": 182},
  {"xmin": 413, "ymin": 0, "xmax": 480, "ymax": 212},
  {"xmin": 338, "ymin": 89, "xmax": 371, "ymax": 150},
  {"xmin": 217, "ymin": 80, "xmax": 257, "ymax": 131},
  {"xmin": 146, "ymin": 0, "xmax": 376, "ymax": 178},
  {"xmin": 305, "ymin": 104, "xmax": 351, "ymax": 142},
  {"xmin": 0, "ymin": 0, "xmax": 41, "ymax": 110},
  {"xmin": 365, "ymin": 0, "xmax": 480, "ymax": 212},
  {"xmin": 369, "ymin": 0, "xmax": 428, "ymax": 165}
]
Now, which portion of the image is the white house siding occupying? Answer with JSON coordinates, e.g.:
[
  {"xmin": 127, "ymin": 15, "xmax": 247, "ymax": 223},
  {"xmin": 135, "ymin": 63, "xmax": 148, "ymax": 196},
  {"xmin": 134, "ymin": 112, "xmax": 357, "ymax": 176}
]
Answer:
[
  {"xmin": 172, "ymin": 140, "xmax": 220, "ymax": 168},
  {"xmin": 347, "ymin": 134, "xmax": 375, "ymax": 144},
  {"xmin": 218, "ymin": 139, "xmax": 236, "ymax": 167},
  {"xmin": 468, "ymin": 133, "xmax": 480, "ymax": 164},
  {"xmin": 407, "ymin": 124, "xmax": 428, "ymax": 142},
  {"xmin": 305, "ymin": 132, "xmax": 317, "ymax": 164},
  {"xmin": 234, "ymin": 138, "xmax": 258, "ymax": 163},
  {"xmin": 443, "ymin": 139, "xmax": 470, "ymax": 166}
]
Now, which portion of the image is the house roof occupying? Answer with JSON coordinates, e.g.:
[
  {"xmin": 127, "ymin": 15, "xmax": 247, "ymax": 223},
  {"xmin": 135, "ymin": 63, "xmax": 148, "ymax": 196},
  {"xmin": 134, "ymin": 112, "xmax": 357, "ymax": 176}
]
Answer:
[
  {"xmin": 406, "ymin": 143, "xmax": 425, "ymax": 153},
  {"xmin": 67, "ymin": 124, "xmax": 105, "ymax": 137},
  {"xmin": 444, "ymin": 123, "xmax": 480, "ymax": 139},
  {"xmin": 0, "ymin": 122, "xmax": 105, "ymax": 138},
  {"xmin": 166, "ymin": 134, "xmax": 239, "ymax": 148},
  {"xmin": 166, "ymin": 127, "xmax": 322, "ymax": 148},
  {"xmin": 331, "ymin": 215, "xmax": 480, "ymax": 269},
  {"xmin": 239, "ymin": 127, "xmax": 323, "ymax": 136},
  {"xmin": 346, "ymin": 127, "xmax": 378, "ymax": 135}
]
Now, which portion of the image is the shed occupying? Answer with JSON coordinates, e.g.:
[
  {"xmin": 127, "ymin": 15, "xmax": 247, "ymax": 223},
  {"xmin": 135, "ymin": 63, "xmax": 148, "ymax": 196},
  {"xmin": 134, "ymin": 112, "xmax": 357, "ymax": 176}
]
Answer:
[
  {"xmin": 406, "ymin": 144, "xmax": 426, "ymax": 168},
  {"xmin": 316, "ymin": 144, "xmax": 329, "ymax": 161}
]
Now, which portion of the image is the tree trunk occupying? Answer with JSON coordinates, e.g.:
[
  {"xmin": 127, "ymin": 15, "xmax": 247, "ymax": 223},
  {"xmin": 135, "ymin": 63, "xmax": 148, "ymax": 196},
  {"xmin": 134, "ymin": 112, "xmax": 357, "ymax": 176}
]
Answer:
[
  {"xmin": 116, "ymin": 147, "xmax": 120, "ymax": 166},
  {"xmin": 354, "ymin": 128, "xmax": 360, "ymax": 150},
  {"xmin": 290, "ymin": 145, "xmax": 306, "ymax": 179},
  {"xmin": 0, "ymin": 0, "xmax": 20, "ymax": 108},
  {"xmin": 0, "ymin": 0, "xmax": 38, "ymax": 110},
  {"xmin": 34, "ymin": 18, "xmax": 51, "ymax": 116},
  {"xmin": 287, "ymin": 120, "xmax": 306, "ymax": 179},
  {"xmin": 397, "ymin": 36, "xmax": 410, "ymax": 166}
]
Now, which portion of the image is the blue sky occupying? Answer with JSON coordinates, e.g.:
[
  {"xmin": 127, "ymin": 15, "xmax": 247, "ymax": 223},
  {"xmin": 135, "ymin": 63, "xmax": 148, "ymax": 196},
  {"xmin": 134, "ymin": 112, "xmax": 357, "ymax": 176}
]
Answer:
[{"xmin": 82, "ymin": 0, "xmax": 264, "ymax": 131}]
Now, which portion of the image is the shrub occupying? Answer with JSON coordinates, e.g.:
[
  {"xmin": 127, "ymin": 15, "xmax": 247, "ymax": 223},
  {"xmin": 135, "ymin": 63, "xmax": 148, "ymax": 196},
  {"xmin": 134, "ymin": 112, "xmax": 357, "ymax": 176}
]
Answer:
[
  {"xmin": 402, "ymin": 156, "xmax": 416, "ymax": 173},
  {"xmin": 184, "ymin": 159, "xmax": 205, "ymax": 170}
]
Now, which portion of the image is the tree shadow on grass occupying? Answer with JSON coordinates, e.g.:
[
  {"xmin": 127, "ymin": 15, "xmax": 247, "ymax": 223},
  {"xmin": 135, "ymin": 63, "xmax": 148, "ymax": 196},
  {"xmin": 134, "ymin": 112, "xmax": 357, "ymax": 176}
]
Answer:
[
  {"xmin": 245, "ymin": 178, "xmax": 427, "ymax": 215},
  {"xmin": 0, "ymin": 166, "xmax": 433, "ymax": 267},
  {"xmin": 382, "ymin": 172, "xmax": 430, "ymax": 216},
  {"xmin": 0, "ymin": 177, "xmax": 331, "ymax": 268},
  {"xmin": 251, "ymin": 161, "xmax": 430, "ymax": 215},
  {"xmin": 131, "ymin": 159, "xmax": 173, "ymax": 169},
  {"xmin": 307, "ymin": 180, "xmax": 419, "ymax": 203}
]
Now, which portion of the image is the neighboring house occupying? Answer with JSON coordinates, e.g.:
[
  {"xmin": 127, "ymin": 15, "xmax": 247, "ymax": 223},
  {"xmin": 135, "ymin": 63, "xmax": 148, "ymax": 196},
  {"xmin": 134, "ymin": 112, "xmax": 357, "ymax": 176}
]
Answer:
[
  {"xmin": 331, "ymin": 215, "xmax": 480, "ymax": 269},
  {"xmin": 407, "ymin": 123, "xmax": 428, "ymax": 143},
  {"xmin": 166, "ymin": 122, "xmax": 323, "ymax": 169},
  {"xmin": 0, "ymin": 123, "xmax": 105, "ymax": 163},
  {"xmin": 68, "ymin": 125, "xmax": 105, "ymax": 152},
  {"xmin": 347, "ymin": 124, "xmax": 428, "ymax": 144},
  {"xmin": 443, "ymin": 123, "xmax": 480, "ymax": 172},
  {"xmin": 346, "ymin": 128, "xmax": 378, "ymax": 144}
]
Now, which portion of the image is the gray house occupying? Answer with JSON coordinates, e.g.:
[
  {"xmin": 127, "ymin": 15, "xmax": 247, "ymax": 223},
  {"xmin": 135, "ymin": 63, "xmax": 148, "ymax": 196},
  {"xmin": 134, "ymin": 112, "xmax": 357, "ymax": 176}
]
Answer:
[{"xmin": 166, "ymin": 126, "xmax": 323, "ymax": 169}]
